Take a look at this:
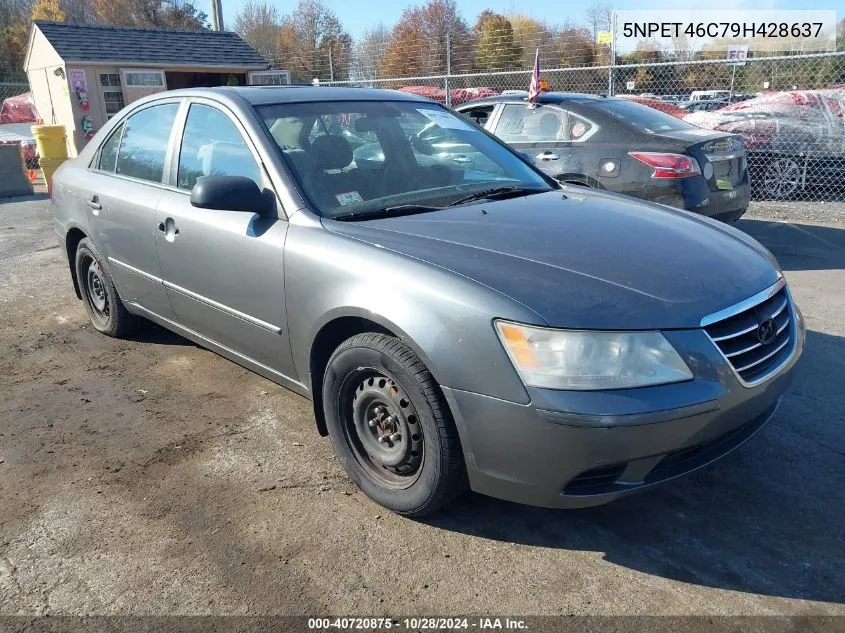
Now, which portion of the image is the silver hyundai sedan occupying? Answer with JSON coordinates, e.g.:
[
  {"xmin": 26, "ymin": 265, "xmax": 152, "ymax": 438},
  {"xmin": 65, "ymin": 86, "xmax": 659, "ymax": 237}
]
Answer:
[{"xmin": 50, "ymin": 87, "xmax": 804, "ymax": 516}]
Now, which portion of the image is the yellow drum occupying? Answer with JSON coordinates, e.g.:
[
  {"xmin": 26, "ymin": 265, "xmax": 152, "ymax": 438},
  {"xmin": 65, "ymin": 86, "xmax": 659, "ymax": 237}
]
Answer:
[
  {"xmin": 39, "ymin": 157, "xmax": 67, "ymax": 191},
  {"xmin": 32, "ymin": 125, "xmax": 68, "ymax": 159}
]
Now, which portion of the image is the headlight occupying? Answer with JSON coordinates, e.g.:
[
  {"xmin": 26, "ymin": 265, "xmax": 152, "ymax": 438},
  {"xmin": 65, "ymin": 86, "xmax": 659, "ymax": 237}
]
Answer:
[{"xmin": 495, "ymin": 321, "xmax": 693, "ymax": 390}]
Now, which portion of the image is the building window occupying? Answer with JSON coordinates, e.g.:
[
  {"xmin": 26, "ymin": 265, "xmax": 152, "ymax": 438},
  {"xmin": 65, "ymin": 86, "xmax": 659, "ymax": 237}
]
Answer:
[
  {"xmin": 100, "ymin": 73, "xmax": 121, "ymax": 87},
  {"xmin": 248, "ymin": 70, "xmax": 291, "ymax": 86},
  {"xmin": 122, "ymin": 70, "xmax": 166, "ymax": 88},
  {"xmin": 103, "ymin": 90, "xmax": 125, "ymax": 118}
]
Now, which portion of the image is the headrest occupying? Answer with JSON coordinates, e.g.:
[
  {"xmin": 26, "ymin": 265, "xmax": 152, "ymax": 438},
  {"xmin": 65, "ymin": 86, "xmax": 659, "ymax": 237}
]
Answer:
[
  {"xmin": 311, "ymin": 134, "xmax": 353, "ymax": 171},
  {"xmin": 539, "ymin": 112, "xmax": 560, "ymax": 136}
]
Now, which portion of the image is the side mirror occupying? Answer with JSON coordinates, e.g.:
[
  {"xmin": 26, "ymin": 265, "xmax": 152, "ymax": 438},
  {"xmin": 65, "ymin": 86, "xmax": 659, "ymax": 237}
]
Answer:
[
  {"xmin": 190, "ymin": 176, "xmax": 273, "ymax": 215},
  {"xmin": 519, "ymin": 151, "xmax": 533, "ymax": 163}
]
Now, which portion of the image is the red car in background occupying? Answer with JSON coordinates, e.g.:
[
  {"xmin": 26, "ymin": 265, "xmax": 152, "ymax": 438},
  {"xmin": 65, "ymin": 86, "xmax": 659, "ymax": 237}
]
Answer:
[{"xmin": 685, "ymin": 90, "xmax": 845, "ymax": 199}]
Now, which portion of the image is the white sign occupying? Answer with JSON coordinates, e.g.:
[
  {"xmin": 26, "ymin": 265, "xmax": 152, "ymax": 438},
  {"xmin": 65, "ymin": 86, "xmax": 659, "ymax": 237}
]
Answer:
[
  {"xmin": 727, "ymin": 45, "xmax": 749, "ymax": 65},
  {"xmin": 626, "ymin": 81, "xmax": 635, "ymax": 91}
]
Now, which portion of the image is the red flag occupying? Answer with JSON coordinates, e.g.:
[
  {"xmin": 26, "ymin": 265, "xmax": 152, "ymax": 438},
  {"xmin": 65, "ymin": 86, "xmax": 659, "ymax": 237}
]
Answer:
[{"xmin": 528, "ymin": 48, "xmax": 541, "ymax": 105}]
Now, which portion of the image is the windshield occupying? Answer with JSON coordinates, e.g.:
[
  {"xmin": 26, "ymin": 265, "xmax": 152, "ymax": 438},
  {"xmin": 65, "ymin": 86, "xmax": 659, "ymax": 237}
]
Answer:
[
  {"xmin": 258, "ymin": 100, "xmax": 552, "ymax": 218},
  {"xmin": 595, "ymin": 99, "xmax": 697, "ymax": 133}
]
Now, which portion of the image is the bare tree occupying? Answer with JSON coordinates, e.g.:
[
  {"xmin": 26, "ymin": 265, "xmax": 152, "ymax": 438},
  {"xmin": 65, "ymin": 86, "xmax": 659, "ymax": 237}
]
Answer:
[
  {"xmin": 351, "ymin": 23, "xmax": 388, "ymax": 81},
  {"xmin": 584, "ymin": 2, "xmax": 611, "ymax": 41},
  {"xmin": 233, "ymin": 0, "xmax": 281, "ymax": 61}
]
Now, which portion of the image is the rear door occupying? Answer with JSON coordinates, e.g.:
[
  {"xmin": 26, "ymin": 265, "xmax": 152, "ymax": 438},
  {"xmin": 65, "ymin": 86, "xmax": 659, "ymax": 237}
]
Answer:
[
  {"xmin": 83, "ymin": 100, "xmax": 182, "ymax": 318},
  {"xmin": 154, "ymin": 99, "xmax": 295, "ymax": 378},
  {"xmin": 489, "ymin": 103, "xmax": 572, "ymax": 177}
]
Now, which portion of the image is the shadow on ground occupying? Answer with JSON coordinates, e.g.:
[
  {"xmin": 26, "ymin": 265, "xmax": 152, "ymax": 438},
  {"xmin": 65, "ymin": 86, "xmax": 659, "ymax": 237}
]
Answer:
[
  {"xmin": 738, "ymin": 218, "xmax": 845, "ymax": 271},
  {"xmin": 427, "ymin": 329, "xmax": 845, "ymax": 604}
]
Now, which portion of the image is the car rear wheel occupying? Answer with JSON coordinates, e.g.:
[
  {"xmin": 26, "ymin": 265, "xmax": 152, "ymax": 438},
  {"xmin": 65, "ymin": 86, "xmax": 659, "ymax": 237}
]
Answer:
[
  {"xmin": 75, "ymin": 238, "xmax": 138, "ymax": 338},
  {"xmin": 759, "ymin": 157, "xmax": 802, "ymax": 199},
  {"xmin": 322, "ymin": 332, "xmax": 466, "ymax": 517}
]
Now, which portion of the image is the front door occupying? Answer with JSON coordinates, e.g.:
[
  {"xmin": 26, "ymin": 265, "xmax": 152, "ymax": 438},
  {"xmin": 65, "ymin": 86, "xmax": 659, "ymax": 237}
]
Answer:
[
  {"xmin": 82, "ymin": 101, "xmax": 181, "ymax": 319},
  {"xmin": 154, "ymin": 101, "xmax": 294, "ymax": 378}
]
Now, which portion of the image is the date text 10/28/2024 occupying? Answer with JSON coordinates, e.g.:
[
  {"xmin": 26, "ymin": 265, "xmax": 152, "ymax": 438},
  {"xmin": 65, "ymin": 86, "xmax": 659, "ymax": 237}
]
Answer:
[{"xmin": 308, "ymin": 618, "xmax": 528, "ymax": 630}]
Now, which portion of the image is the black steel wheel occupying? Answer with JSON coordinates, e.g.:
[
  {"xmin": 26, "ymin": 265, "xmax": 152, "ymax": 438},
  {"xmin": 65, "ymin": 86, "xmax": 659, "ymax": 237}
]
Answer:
[
  {"xmin": 75, "ymin": 238, "xmax": 138, "ymax": 338},
  {"xmin": 322, "ymin": 332, "xmax": 466, "ymax": 516},
  {"xmin": 345, "ymin": 369, "xmax": 425, "ymax": 487}
]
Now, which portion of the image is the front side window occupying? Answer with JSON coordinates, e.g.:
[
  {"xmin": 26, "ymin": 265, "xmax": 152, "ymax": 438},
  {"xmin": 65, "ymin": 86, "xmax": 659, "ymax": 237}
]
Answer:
[
  {"xmin": 460, "ymin": 105, "xmax": 494, "ymax": 126},
  {"xmin": 494, "ymin": 104, "xmax": 568, "ymax": 142},
  {"xmin": 114, "ymin": 103, "xmax": 179, "ymax": 183},
  {"xmin": 259, "ymin": 100, "xmax": 551, "ymax": 219},
  {"xmin": 177, "ymin": 104, "xmax": 260, "ymax": 190}
]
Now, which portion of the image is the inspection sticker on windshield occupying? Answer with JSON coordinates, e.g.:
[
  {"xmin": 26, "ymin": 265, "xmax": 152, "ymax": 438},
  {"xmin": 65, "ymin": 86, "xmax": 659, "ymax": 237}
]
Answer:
[
  {"xmin": 416, "ymin": 108, "xmax": 473, "ymax": 130},
  {"xmin": 336, "ymin": 191, "xmax": 363, "ymax": 206}
]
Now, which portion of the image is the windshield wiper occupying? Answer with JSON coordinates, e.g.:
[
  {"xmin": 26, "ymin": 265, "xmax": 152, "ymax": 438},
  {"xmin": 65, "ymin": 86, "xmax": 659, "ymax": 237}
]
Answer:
[
  {"xmin": 332, "ymin": 204, "xmax": 444, "ymax": 221},
  {"xmin": 446, "ymin": 186, "xmax": 547, "ymax": 207}
]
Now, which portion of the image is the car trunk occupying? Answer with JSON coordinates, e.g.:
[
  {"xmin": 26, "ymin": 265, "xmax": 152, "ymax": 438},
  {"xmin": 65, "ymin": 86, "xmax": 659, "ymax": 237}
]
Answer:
[{"xmin": 657, "ymin": 129, "xmax": 746, "ymax": 192}]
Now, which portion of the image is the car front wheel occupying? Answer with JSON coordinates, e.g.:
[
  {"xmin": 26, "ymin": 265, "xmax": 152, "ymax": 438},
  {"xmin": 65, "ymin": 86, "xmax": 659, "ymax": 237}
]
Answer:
[{"xmin": 322, "ymin": 332, "xmax": 466, "ymax": 517}]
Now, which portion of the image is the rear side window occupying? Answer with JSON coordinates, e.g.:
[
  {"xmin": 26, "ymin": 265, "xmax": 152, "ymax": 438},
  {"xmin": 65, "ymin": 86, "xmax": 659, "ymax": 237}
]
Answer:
[
  {"xmin": 177, "ymin": 104, "xmax": 260, "ymax": 190},
  {"xmin": 97, "ymin": 122, "xmax": 124, "ymax": 173},
  {"xmin": 115, "ymin": 103, "xmax": 179, "ymax": 183},
  {"xmin": 595, "ymin": 100, "xmax": 695, "ymax": 133},
  {"xmin": 494, "ymin": 104, "xmax": 567, "ymax": 142}
]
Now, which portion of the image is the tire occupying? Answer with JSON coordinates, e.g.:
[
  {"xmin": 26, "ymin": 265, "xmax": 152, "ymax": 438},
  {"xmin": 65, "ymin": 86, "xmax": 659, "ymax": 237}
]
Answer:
[
  {"xmin": 75, "ymin": 238, "xmax": 138, "ymax": 338},
  {"xmin": 322, "ymin": 332, "xmax": 466, "ymax": 517}
]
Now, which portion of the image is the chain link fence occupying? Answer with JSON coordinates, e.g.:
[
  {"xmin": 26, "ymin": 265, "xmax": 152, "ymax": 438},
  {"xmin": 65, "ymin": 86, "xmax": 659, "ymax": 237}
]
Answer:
[
  {"xmin": 0, "ymin": 82, "xmax": 29, "ymax": 102},
  {"xmin": 310, "ymin": 51, "xmax": 845, "ymax": 209}
]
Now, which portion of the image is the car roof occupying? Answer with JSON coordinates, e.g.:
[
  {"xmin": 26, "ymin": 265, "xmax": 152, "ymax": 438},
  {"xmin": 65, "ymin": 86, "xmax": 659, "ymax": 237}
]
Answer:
[
  {"xmin": 139, "ymin": 85, "xmax": 432, "ymax": 106},
  {"xmin": 458, "ymin": 92, "xmax": 607, "ymax": 107}
]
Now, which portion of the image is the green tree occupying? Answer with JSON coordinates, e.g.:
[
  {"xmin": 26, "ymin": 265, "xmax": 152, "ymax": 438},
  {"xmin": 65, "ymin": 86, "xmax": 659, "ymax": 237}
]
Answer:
[{"xmin": 474, "ymin": 11, "xmax": 521, "ymax": 71}]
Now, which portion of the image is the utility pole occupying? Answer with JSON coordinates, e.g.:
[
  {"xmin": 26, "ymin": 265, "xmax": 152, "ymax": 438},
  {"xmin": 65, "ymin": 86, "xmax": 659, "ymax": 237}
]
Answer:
[
  {"xmin": 328, "ymin": 46, "xmax": 334, "ymax": 82},
  {"xmin": 445, "ymin": 28, "xmax": 451, "ymax": 107},
  {"xmin": 210, "ymin": 0, "xmax": 224, "ymax": 31}
]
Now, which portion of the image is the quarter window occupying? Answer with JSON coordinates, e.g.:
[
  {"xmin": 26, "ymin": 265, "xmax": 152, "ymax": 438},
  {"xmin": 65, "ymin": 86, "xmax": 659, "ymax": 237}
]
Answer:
[
  {"xmin": 114, "ymin": 103, "xmax": 180, "ymax": 183},
  {"xmin": 97, "ymin": 121, "xmax": 124, "ymax": 173},
  {"xmin": 177, "ymin": 104, "xmax": 260, "ymax": 190}
]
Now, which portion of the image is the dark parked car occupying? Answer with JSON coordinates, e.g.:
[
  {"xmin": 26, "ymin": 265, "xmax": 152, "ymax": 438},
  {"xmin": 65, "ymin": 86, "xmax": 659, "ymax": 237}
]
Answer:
[
  {"xmin": 50, "ymin": 86, "xmax": 803, "ymax": 516},
  {"xmin": 685, "ymin": 90, "xmax": 845, "ymax": 199},
  {"xmin": 679, "ymin": 100, "xmax": 731, "ymax": 112},
  {"xmin": 456, "ymin": 93, "xmax": 750, "ymax": 222}
]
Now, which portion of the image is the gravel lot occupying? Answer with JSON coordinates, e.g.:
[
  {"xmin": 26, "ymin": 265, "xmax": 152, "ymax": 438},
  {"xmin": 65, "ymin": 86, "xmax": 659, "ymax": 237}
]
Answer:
[{"xmin": 1, "ymin": 196, "xmax": 843, "ymax": 616}]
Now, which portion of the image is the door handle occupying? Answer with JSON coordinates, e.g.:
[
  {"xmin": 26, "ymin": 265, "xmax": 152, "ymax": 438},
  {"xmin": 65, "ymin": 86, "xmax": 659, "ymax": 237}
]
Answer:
[
  {"xmin": 86, "ymin": 196, "xmax": 102, "ymax": 211},
  {"xmin": 452, "ymin": 154, "xmax": 471, "ymax": 164},
  {"xmin": 158, "ymin": 218, "xmax": 179, "ymax": 241},
  {"xmin": 537, "ymin": 152, "xmax": 560, "ymax": 161}
]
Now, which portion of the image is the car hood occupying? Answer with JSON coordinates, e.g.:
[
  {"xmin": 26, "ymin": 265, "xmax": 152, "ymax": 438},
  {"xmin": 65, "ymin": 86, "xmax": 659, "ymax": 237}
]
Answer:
[{"xmin": 323, "ymin": 189, "xmax": 780, "ymax": 329}]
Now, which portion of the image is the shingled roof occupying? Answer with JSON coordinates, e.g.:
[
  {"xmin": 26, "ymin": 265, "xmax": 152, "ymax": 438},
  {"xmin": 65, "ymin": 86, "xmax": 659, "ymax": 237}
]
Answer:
[{"xmin": 34, "ymin": 21, "xmax": 268, "ymax": 68}]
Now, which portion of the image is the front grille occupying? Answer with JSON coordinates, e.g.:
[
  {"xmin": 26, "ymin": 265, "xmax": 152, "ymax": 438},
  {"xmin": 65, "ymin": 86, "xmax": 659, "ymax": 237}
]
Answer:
[{"xmin": 703, "ymin": 281, "xmax": 794, "ymax": 385}]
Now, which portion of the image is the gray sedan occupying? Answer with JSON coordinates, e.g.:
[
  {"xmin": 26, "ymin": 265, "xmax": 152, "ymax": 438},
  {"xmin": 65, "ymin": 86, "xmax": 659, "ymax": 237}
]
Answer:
[{"xmin": 50, "ymin": 87, "xmax": 804, "ymax": 516}]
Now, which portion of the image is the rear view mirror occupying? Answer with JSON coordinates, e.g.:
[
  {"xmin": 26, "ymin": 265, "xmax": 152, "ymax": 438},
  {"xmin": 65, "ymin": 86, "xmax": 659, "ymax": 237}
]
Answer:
[{"xmin": 190, "ymin": 176, "xmax": 273, "ymax": 215}]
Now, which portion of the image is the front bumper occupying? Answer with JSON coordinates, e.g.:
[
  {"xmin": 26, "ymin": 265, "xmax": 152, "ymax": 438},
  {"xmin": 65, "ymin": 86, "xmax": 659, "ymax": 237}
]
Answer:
[{"xmin": 442, "ymin": 315, "xmax": 804, "ymax": 509}]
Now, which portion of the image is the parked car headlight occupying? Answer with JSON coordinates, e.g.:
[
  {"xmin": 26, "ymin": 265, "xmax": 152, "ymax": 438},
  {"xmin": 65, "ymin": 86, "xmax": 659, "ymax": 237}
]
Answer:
[{"xmin": 495, "ymin": 321, "xmax": 693, "ymax": 390}]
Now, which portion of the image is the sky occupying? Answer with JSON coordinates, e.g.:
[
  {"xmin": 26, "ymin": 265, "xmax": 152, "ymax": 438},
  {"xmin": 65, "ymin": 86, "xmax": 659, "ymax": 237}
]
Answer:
[{"xmin": 220, "ymin": 0, "xmax": 838, "ymax": 40}]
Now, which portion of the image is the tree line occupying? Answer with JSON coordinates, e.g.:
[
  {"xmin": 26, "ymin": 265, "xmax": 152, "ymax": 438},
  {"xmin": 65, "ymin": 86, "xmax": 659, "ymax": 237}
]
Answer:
[{"xmin": 2, "ymin": 0, "xmax": 844, "ymax": 90}]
